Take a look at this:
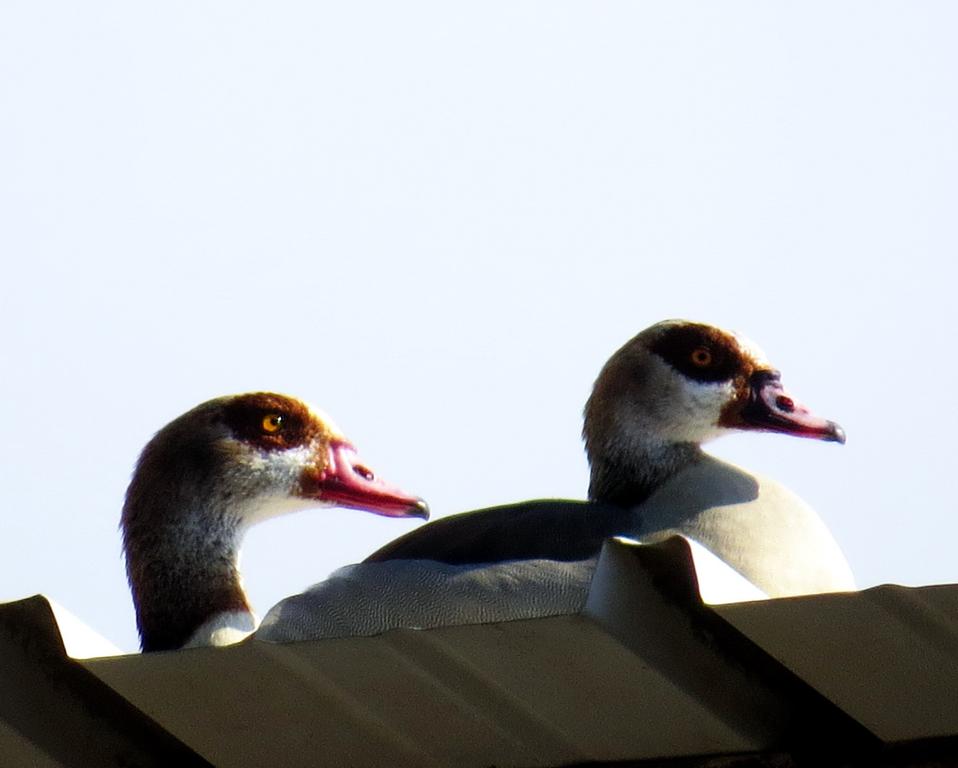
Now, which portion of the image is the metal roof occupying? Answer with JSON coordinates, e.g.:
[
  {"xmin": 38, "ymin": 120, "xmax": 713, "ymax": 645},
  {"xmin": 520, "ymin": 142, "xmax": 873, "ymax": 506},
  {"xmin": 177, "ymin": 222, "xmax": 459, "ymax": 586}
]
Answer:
[{"xmin": 2, "ymin": 537, "xmax": 957, "ymax": 767}]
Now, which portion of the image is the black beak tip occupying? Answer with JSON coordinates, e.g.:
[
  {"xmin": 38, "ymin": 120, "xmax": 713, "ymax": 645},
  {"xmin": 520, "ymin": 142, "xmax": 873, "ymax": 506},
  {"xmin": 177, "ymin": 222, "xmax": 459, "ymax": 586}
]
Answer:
[
  {"xmin": 412, "ymin": 499, "xmax": 430, "ymax": 520},
  {"xmin": 828, "ymin": 422, "xmax": 847, "ymax": 445}
]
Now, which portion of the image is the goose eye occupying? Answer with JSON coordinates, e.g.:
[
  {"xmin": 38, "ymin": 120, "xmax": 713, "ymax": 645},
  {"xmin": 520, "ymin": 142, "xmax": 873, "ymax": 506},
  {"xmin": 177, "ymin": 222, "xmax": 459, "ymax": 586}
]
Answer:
[
  {"xmin": 261, "ymin": 413, "xmax": 284, "ymax": 433},
  {"xmin": 690, "ymin": 348, "xmax": 712, "ymax": 367}
]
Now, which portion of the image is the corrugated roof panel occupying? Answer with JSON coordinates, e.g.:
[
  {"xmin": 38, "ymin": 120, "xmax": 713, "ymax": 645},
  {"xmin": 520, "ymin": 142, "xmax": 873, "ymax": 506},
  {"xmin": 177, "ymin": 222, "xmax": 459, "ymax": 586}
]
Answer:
[
  {"xmin": 88, "ymin": 614, "xmax": 763, "ymax": 768},
  {"xmin": 6, "ymin": 537, "xmax": 958, "ymax": 767},
  {"xmin": 0, "ymin": 720, "xmax": 64, "ymax": 768},
  {"xmin": 0, "ymin": 595, "xmax": 209, "ymax": 767},
  {"xmin": 717, "ymin": 584, "xmax": 958, "ymax": 742}
]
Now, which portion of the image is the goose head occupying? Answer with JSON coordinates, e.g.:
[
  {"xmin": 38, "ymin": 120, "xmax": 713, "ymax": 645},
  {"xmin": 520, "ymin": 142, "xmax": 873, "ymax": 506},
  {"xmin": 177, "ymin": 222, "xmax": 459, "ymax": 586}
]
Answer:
[
  {"xmin": 583, "ymin": 320, "xmax": 844, "ymax": 506},
  {"xmin": 121, "ymin": 392, "xmax": 428, "ymax": 652}
]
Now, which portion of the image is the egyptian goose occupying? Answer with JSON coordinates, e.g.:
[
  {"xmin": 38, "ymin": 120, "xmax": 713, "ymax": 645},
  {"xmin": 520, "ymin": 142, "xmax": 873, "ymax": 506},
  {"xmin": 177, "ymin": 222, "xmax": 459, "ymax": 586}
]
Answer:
[
  {"xmin": 257, "ymin": 321, "xmax": 852, "ymax": 642},
  {"xmin": 121, "ymin": 392, "xmax": 427, "ymax": 652},
  {"xmin": 363, "ymin": 319, "xmax": 852, "ymax": 595}
]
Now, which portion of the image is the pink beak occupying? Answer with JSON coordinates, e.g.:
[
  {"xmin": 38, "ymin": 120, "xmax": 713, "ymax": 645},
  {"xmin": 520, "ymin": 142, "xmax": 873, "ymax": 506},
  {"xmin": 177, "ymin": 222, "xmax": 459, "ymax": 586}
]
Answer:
[
  {"xmin": 309, "ymin": 440, "xmax": 429, "ymax": 519},
  {"xmin": 739, "ymin": 370, "xmax": 845, "ymax": 444}
]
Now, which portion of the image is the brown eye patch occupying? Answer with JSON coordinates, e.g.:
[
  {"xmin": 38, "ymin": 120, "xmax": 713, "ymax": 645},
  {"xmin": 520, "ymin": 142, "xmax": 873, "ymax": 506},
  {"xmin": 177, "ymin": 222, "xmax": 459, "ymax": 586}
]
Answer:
[
  {"xmin": 648, "ymin": 323, "xmax": 743, "ymax": 383},
  {"xmin": 220, "ymin": 393, "xmax": 316, "ymax": 450}
]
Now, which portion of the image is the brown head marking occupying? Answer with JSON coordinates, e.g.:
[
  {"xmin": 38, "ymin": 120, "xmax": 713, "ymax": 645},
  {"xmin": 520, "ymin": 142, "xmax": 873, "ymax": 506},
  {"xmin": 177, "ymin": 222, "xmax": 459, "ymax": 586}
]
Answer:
[
  {"xmin": 218, "ymin": 392, "xmax": 331, "ymax": 453},
  {"xmin": 647, "ymin": 322, "xmax": 751, "ymax": 384}
]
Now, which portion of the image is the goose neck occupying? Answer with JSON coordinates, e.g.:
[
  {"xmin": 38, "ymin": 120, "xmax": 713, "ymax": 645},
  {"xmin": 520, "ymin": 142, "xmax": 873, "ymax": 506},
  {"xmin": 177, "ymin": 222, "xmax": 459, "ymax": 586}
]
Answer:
[{"xmin": 125, "ymin": 501, "xmax": 252, "ymax": 652}]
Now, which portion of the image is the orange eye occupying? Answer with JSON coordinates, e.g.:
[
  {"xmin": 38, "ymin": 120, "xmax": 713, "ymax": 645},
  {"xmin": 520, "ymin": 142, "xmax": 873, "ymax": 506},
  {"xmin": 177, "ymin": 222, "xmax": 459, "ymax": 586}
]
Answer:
[
  {"xmin": 261, "ymin": 413, "xmax": 284, "ymax": 433},
  {"xmin": 690, "ymin": 348, "xmax": 712, "ymax": 367}
]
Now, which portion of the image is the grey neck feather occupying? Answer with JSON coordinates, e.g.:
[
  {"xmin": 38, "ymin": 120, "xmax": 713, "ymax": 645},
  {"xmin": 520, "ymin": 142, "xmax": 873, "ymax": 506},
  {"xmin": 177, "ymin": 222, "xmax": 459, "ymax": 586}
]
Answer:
[
  {"xmin": 124, "ymin": 493, "xmax": 252, "ymax": 652},
  {"xmin": 586, "ymin": 435, "xmax": 703, "ymax": 507}
]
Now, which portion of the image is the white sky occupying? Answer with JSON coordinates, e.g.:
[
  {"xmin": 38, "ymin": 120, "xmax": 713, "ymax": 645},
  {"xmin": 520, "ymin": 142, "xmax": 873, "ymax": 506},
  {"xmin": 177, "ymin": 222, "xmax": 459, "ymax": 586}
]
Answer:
[{"xmin": 1, "ymin": 3, "xmax": 955, "ymax": 653}]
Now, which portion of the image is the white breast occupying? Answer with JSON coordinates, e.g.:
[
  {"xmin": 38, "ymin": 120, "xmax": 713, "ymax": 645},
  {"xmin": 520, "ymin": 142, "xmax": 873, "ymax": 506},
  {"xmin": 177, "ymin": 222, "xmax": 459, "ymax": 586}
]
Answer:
[
  {"xmin": 183, "ymin": 610, "xmax": 258, "ymax": 648},
  {"xmin": 635, "ymin": 453, "xmax": 855, "ymax": 596}
]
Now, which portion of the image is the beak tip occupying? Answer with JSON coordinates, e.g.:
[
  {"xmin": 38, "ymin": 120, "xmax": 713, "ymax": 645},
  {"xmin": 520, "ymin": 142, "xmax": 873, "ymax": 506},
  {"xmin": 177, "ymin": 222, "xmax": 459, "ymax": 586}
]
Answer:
[
  {"xmin": 411, "ymin": 499, "xmax": 430, "ymax": 520},
  {"xmin": 829, "ymin": 422, "xmax": 847, "ymax": 445}
]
